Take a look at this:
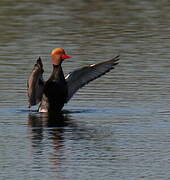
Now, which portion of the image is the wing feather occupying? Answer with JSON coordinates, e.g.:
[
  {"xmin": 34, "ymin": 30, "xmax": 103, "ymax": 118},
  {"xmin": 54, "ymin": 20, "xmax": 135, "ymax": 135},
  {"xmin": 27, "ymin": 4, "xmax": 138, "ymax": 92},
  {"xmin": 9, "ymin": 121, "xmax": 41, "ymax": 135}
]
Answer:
[
  {"xmin": 65, "ymin": 56, "xmax": 119, "ymax": 102},
  {"xmin": 27, "ymin": 57, "xmax": 44, "ymax": 107}
]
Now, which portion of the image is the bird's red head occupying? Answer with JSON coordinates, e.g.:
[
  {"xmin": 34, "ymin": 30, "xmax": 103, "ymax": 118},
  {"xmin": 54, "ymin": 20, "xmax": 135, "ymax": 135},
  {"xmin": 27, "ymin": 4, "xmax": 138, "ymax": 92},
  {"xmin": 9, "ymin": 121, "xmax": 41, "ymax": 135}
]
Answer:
[{"xmin": 51, "ymin": 48, "xmax": 71, "ymax": 65}]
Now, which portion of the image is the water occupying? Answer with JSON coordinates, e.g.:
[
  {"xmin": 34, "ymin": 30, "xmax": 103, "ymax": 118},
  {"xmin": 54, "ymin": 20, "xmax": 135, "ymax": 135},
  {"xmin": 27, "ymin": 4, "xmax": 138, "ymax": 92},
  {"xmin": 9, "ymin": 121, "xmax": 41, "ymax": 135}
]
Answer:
[{"xmin": 1, "ymin": 0, "xmax": 170, "ymax": 179}]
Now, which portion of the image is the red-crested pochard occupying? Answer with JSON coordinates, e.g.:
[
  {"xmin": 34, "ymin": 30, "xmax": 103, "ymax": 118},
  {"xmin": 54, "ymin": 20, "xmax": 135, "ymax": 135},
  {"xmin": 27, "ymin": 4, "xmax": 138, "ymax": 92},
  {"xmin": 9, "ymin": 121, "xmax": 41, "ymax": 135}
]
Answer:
[{"xmin": 27, "ymin": 48, "xmax": 119, "ymax": 112}]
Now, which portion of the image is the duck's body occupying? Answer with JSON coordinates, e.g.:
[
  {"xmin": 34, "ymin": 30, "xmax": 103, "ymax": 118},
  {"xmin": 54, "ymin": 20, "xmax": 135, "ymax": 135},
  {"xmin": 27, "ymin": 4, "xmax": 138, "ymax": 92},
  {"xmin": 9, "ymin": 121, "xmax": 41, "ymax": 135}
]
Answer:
[
  {"xmin": 27, "ymin": 48, "xmax": 119, "ymax": 113},
  {"xmin": 38, "ymin": 65, "xmax": 68, "ymax": 112}
]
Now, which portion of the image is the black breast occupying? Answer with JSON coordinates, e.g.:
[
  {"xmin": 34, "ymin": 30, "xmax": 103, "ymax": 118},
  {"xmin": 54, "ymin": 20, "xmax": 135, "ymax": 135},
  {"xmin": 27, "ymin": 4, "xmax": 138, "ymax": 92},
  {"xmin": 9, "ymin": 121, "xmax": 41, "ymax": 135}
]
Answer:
[{"xmin": 43, "ymin": 65, "xmax": 68, "ymax": 112}]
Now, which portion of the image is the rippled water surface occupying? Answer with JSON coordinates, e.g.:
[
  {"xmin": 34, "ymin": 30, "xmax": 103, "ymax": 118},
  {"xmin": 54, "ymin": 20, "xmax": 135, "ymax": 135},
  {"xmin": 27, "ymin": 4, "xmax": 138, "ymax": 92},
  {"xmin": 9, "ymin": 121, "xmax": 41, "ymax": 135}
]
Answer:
[{"xmin": 1, "ymin": 0, "xmax": 170, "ymax": 179}]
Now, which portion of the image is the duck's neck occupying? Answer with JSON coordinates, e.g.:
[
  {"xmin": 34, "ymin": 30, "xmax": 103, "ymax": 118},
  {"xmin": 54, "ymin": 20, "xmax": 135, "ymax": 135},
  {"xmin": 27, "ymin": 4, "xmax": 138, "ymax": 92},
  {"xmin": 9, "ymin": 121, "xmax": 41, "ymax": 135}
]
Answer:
[{"xmin": 50, "ymin": 64, "xmax": 65, "ymax": 81}]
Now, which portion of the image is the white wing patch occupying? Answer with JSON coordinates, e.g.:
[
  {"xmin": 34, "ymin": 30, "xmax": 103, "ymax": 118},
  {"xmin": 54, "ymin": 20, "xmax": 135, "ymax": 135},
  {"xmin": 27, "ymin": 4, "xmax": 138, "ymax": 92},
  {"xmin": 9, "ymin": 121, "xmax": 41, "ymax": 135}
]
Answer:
[{"xmin": 90, "ymin": 64, "xmax": 96, "ymax": 67}]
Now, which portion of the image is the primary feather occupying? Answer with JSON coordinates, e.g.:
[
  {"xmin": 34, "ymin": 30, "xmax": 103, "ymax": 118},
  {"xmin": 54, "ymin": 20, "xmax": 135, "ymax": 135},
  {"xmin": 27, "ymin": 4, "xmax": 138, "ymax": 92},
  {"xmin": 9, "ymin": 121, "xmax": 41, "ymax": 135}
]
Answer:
[
  {"xmin": 65, "ymin": 55, "xmax": 119, "ymax": 102},
  {"xmin": 27, "ymin": 57, "xmax": 44, "ymax": 107}
]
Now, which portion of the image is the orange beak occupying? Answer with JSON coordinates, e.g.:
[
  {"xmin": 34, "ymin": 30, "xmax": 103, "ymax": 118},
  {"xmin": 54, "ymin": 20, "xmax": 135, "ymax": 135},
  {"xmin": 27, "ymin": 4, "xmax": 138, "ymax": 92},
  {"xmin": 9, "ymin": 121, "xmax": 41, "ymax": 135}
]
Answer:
[{"xmin": 62, "ymin": 54, "xmax": 72, "ymax": 59}]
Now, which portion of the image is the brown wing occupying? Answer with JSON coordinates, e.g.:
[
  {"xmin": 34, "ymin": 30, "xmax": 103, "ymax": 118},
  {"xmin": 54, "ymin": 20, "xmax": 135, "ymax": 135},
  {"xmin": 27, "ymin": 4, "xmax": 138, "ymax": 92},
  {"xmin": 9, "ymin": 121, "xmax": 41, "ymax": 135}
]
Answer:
[
  {"xmin": 27, "ymin": 57, "xmax": 44, "ymax": 107},
  {"xmin": 65, "ymin": 55, "xmax": 119, "ymax": 102}
]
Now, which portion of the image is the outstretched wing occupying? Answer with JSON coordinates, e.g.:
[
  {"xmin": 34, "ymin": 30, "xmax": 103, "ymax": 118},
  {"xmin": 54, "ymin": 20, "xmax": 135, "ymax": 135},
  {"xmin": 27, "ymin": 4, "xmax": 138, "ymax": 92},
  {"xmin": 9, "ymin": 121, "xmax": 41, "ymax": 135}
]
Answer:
[
  {"xmin": 27, "ymin": 57, "xmax": 44, "ymax": 107},
  {"xmin": 65, "ymin": 55, "xmax": 119, "ymax": 102}
]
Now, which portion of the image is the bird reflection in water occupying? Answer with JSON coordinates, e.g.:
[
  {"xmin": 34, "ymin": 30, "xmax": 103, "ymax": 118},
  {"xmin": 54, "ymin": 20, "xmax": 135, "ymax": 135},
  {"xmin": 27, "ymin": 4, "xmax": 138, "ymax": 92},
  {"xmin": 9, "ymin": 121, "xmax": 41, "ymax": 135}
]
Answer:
[{"xmin": 28, "ymin": 111, "xmax": 73, "ymax": 168}]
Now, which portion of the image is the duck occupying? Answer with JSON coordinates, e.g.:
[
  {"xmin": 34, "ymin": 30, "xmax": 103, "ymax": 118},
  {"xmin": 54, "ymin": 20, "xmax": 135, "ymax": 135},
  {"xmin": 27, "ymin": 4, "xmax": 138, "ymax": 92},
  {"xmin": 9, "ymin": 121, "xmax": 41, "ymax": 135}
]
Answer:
[{"xmin": 27, "ymin": 48, "xmax": 119, "ymax": 113}]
